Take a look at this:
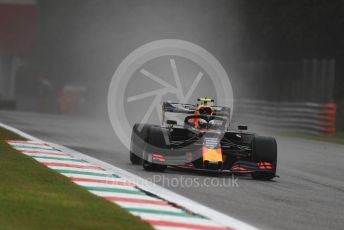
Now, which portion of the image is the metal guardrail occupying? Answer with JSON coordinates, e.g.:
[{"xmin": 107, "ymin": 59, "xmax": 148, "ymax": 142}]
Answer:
[{"xmin": 233, "ymin": 100, "xmax": 336, "ymax": 135}]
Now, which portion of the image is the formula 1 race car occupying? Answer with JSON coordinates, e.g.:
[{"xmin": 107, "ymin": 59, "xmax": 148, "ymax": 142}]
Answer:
[{"xmin": 130, "ymin": 98, "xmax": 277, "ymax": 180}]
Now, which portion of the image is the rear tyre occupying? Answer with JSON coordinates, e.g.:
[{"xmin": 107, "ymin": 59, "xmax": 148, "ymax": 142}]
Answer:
[
  {"xmin": 142, "ymin": 126, "xmax": 169, "ymax": 172},
  {"xmin": 130, "ymin": 124, "xmax": 149, "ymax": 165},
  {"xmin": 251, "ymin": 136, "xmax": 277, "ymax": 180}
]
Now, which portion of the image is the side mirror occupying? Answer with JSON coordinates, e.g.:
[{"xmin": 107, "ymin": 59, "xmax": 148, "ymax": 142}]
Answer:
[
  {"xmin": 166, "ymin": 120, "xmax": 177, "ymax": 126},
  {"xmin": 238, "ymin": 125, "xmax": 247, "ymax": 131}
]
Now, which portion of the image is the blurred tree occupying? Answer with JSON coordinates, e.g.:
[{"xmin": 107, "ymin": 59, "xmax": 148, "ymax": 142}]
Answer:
[
  {"xmin": 235, "ymin": 0, "xmax": 344, "ymax": 60},
  {"xmin": 234, "ymin": 0, "xmax": 344, "ymax": 130}
]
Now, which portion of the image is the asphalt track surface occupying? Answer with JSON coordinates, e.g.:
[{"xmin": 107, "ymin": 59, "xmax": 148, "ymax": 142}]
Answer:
[{"xmin": 1, "ymin": 111, "xmax": 343, "ymax": 230}]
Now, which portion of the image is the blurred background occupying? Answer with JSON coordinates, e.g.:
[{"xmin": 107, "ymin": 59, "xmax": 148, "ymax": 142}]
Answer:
[{"xmin": 0, "ymin": 0, "xmax": 343, "ymax": 138}]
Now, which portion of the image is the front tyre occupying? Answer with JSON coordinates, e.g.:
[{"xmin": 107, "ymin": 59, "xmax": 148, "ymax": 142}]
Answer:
[
  {"xmin": 142, "ymin": 126, "xmax": 169, "ymax": 172},
  {"xmin": 251, "ymin": 136, "xmax": 277, "ymax": 180},
  {"xmin": 130, "ymin": 152, "xmax": 142, "ymax": 165},
  {"xmin": 143, "ymin": 159, "xmax": 167, "ymax": 172},
  {"xmin": 130, "ymin": 124, "xmax": 149, "ymax": 165}
]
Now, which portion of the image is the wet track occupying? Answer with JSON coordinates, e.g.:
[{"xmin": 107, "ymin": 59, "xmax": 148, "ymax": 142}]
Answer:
[{"xmin": 1, "ymin": 111, "xmax": 343, "ymax": 230}]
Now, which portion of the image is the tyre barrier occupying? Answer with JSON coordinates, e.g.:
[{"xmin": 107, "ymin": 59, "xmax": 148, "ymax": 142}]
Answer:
[
  {"xmin": 233, "ymin": 100, "xmax": 337, "ymax": 136},
  {"xmin": 322, "ymin": 103, "xmax": 337, "ymax": 135}
]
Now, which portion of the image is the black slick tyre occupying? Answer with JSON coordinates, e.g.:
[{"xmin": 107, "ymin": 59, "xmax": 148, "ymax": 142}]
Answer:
[
  {"xmin": 251, "ymin": 136, "xmax": 277, "ymax": 180},
  {"xmin": 130, "ymin": 123, "xmax": 149, "ymax": 165},
  {"xmin": 142, "ymin": 126, "xmax": 168, "ymax": 172}
]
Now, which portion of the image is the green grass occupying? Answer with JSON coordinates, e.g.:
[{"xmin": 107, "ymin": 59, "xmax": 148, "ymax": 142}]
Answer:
[{"xmin": 0, "ymin": 127, "xmax": 152, "ymax": 230}]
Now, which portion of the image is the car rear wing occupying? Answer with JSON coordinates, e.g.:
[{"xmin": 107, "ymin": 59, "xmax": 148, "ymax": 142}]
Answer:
[
  {"xmin": 162, "ymin": 102, "xmax": 231, "ymax": 116},
  {"xmin": 162, "ymin": 102, "xmax": 196, "ymax": 114}
]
